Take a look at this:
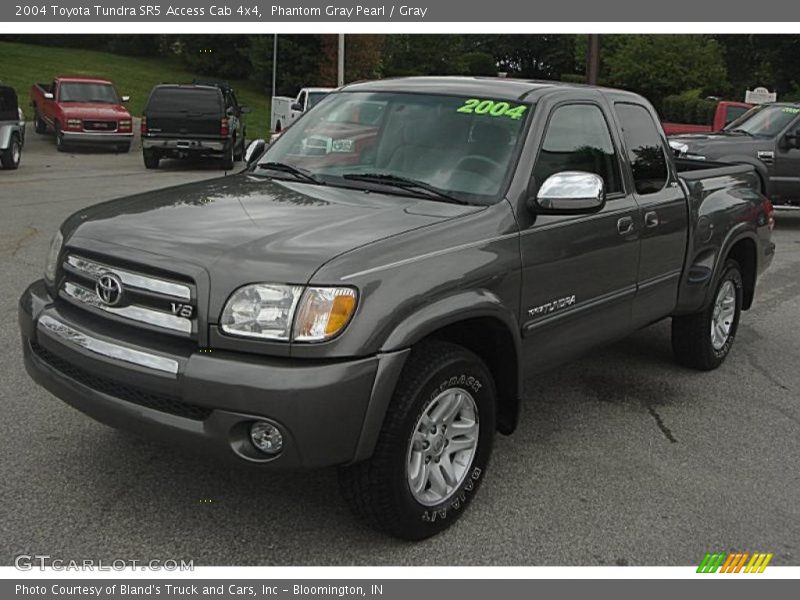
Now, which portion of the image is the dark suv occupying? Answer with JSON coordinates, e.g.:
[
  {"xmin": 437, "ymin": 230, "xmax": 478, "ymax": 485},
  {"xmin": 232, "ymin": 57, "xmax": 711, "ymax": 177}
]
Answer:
[{"xmin": 141, "ymin": 82, "xmax": 248, "ymax": 170}]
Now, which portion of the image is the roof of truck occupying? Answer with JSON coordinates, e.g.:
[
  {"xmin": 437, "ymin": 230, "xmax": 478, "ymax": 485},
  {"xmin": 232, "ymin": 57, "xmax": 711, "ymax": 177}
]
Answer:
[
  {"xmin": 340, "ymin": 76, "xmax": 644, "ymax": 103},
  {"xmin": 55, "ymin": 76, "xmax": 114, "ymax": 84}
]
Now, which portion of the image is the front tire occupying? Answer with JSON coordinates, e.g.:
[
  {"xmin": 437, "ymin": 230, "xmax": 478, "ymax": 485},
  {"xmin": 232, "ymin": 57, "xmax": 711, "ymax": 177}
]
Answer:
[
  {"xmin": 143, "ymin": 149, "xmax": 160, "ymax": 169},
  {"xmin": 0, "ymin": 134, "xmax": 21, "ymax": 169},
  {"xmin": 672, "ymin": 259, "xmax": 743, "ymax": 370},
  {"xmin": 339, "ymin": 341, "xmax": 496, "ymax": 540},
  {"xmin": 54, "ymin": 122, "xmax": 66, "ymax": 152}
]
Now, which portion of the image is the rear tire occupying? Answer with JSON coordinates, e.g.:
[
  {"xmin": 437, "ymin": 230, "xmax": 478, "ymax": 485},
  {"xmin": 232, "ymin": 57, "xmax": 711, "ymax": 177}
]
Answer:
[
  {"xmin": 221, "ymin": 142, "xmax": 235, "ymax": 170},
  {"xmin": 0, "ymin": 133, "xmax": 21, "ymax": 169},
  {"xmin": 234, "ymin": 135, "xmax": 245, "ymax": 161},
  {"xmin": 339, "ymin": 340, "xmax": 496, "ymax": 540},
  {"xmin": 672, "ymin": 259, "xmax": 743, "ymax": 371},
  {"xmin": 143, "ymin": 149, "xmax": 160, "ymax": 169},
  {"xmin": 34, "ymin": 111, "xmax": 47, "ymax": 134}
]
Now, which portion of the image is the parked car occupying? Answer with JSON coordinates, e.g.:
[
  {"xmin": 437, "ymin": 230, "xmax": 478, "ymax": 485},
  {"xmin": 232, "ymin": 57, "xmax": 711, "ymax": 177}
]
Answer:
[
  {"xmin": 0, "ymin": 83, "xmax": 25, "ymax": 169},
  {"xmin": 270, "ymin": 87, "xmax": 333, "ymax": 133},
  {"xmin": 20, "ymin": 77, "xmax": 774, "ymax": 541},
  {"xmin": 30, "ymin": 76, "xmax": 133, "ymax": 152},
  {"xmin": 662, "ymin": 99, "xmax": 752, "ymax": 136},
  {"xmin": 141, "ymin": 82, "xmax": 249, "ymax": 170},
  {"xmin": 669, "ymin": 102, "xmax": 800, "ymax": 207}
]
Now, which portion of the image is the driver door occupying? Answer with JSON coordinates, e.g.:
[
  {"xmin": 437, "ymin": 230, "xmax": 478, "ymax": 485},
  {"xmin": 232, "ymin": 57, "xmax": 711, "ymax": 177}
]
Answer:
[
  {"xmin": 772, "ymin": 113, "xmax": 800, "ymax": 204},
  {"xmin": 519, "ymin": 102, "xmax": 641, "ymax": 372}
]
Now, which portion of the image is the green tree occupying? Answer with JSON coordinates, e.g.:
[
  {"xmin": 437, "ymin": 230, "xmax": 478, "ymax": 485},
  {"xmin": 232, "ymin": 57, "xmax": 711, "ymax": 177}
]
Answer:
[{"xmin": 601, "ymin": 35, "xmax": 728, "ymax": 108}]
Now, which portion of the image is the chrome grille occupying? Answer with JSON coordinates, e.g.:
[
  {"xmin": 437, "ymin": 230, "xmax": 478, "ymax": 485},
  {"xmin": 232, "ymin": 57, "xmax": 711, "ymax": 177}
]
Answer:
[
  {"xmin": 59, "ymin": 253, "xmax": 196, "ymax": 338},
  {"xmin": 83, "ymin": 120, "xmax": 117, "ymax": 132}
]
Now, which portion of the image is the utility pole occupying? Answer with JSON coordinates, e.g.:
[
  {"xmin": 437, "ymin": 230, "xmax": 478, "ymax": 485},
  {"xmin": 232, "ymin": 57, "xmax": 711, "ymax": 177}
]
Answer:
[
  {"xmin": 337, "ymin": 34, "xmax": 345, "ymax": 87},
  {"xmin": 586, "ymin": 34, "xmax": 600, "ymax": 85}
]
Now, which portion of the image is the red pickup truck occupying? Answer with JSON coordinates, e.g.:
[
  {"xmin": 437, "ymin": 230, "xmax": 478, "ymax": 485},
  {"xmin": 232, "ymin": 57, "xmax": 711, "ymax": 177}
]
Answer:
[
  {"xmin": 662, "ymin": 100, "xmax": 752, "ymax": 136},
  {"xmin": 30, "ymin": 76, "xmax": 133, "ymax": 152}
]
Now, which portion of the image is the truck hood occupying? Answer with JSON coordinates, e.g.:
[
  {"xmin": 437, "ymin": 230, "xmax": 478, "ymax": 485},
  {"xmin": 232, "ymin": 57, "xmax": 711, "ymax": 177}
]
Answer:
[
  {"xmin": 669, "ymin": 131, "xmax": 771, "ymax": 157},
  {"xmin": 60, "ymin": 103, "xmax": 131, "ymax": 120},
  {"xmin": 63, "ymin": 174, "xmax": 479, "ymax": 287}
]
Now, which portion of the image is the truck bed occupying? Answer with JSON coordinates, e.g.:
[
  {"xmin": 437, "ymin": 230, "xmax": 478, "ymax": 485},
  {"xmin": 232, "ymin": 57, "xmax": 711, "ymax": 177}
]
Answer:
[{"xmin": 675, "ymin": 157, "xmax": 762, "ymax": 208}]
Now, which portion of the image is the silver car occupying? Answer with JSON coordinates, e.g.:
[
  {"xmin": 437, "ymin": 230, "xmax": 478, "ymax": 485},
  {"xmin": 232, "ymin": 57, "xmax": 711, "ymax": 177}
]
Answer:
[{"xmin": 0, "ymin": 84, "xmax": 25, "ymax": 170}]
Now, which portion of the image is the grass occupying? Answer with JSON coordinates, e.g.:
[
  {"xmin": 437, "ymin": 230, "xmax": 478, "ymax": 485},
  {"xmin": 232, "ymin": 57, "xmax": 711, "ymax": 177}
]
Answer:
[{"xmin": 0, "ymin": 40, "xmax": 270, "ymax": 137}]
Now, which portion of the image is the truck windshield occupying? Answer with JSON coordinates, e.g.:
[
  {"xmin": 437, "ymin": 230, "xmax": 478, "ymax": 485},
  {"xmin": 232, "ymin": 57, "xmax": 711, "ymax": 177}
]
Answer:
[
  {"xmin": 723, "ymin": 104, "xmax": 800, "ymax": 137},
  {"xmin": 59, "ymin": 83, "xmax": 118, "ymax": 104},
  {"xmin": 257, "ymin": 91, "xmax": 531, "ymax": 204}
]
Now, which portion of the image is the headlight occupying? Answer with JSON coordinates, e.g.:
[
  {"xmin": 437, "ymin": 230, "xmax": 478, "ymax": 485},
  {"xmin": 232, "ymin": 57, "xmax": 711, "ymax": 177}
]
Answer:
[
  {"xmin": 293, "ymin": 287, "xmax": 357, "ymax": 342},
  {"xmin": 220, "ymin": 284, "xmax": 303, "ymax": 340},
  {"xmin": 44, "ymin": 230, "xmax": 63, "ymax": 282},
  {"xmin": 219, "ymin": 284, "xmax": 358, "ymax": 342}
]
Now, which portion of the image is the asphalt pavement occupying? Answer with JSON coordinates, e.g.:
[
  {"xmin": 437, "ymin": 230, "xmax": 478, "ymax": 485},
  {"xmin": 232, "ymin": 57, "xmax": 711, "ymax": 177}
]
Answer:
[{"xmin": 1, "ymin": 124, "xmax": 798, "ymax": 566}]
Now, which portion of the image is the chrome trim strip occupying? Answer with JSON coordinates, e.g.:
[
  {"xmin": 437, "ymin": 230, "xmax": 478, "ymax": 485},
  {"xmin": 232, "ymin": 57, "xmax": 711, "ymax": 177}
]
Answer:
[
  {"xmin": 37, "ymin": 314, "xmax": 179, "ymax": 375},
  {"xmin": 62, "ymin": 281, "xmax": 192, "ymax": 334},
  {"xmin": 64, "ymin": 255, "xmax": 191, "ymax": 300}
]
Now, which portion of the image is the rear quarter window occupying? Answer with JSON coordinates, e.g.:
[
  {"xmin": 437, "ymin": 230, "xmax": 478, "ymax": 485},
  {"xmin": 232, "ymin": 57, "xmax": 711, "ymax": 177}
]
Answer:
[
  {"xmin": 614, "ymin": 102, "xmax": 669, "ymax": 195},
  {"xmin": 147, "ymin": 88, "xmax": 222, "ymax": 114}
]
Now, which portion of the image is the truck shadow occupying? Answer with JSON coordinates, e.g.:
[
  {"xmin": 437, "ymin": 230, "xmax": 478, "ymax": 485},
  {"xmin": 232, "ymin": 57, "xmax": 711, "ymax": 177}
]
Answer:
[{"xmin": 53, "ymin": 321, "xmax": 681, "ymax": 563}]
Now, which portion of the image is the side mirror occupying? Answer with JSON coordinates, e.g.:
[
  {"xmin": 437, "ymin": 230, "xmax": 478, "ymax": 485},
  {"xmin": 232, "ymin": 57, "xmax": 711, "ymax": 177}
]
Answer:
[
  {"xmin": 226, "ymin": 106, "xmax": 236, "ymax": 116},
  {"xmin": 291, "ymin": 102, "xmax": 304, "ymax": 112},
  {"xmin": 44, "ymin": 92, "xmax": 54, "ymax": 100},
  {"xmin": 245, "ymin": 139, "xmax": 267, "ymax": 166},
  {"xmin": 121, "ymin": 95, "xmax": 130, "ymax": 103},
  {"xmin": 781, "ymin": 132, "xmax": 800, "ymax": 150},
  {"xmin": 531, "ymin": 171, "xmax": 606, "ymax": 215},
  {"xmin": 240, "ymin": 105, "xmax": 251, "ymax": 114}
]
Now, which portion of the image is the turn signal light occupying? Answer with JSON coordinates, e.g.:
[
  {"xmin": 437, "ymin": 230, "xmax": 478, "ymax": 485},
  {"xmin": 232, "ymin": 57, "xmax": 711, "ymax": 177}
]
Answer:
[{"xmin": 140, "ymin": 116, "xmax": 148, "ymax": 135}]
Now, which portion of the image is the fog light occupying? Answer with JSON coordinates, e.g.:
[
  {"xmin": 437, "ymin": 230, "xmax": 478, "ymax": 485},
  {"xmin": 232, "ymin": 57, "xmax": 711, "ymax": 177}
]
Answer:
[{"xmin": 249, "ymin": 421, "xmax": 283, "ymax": 455}]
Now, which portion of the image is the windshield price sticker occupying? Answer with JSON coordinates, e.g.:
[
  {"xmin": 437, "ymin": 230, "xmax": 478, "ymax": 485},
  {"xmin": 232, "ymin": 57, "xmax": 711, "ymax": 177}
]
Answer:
[
  {"xmin": 457, "ymin": 99, "xmax": 528, "ymax": 120},
  {"xmin": 782, "ymin": 107, "xmax": 800, "ymax": 114}
]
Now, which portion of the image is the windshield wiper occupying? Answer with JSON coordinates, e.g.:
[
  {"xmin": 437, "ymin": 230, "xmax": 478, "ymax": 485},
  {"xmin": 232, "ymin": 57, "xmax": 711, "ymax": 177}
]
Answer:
[
  {"xmin": 726, "ymin": 128, "xmax": 753, "ymax": 136},
  {"xmin": 342, "ymin": 173, "xmax": 467, "ymax": 205},
  {"xmin": 258, "ymin": 161, "xmax": 324, "ymax": 185}
]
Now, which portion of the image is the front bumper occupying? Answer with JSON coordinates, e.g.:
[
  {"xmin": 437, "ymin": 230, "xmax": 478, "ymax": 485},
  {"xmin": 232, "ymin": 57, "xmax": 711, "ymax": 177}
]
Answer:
[
  {"xmin": 142, "ymin": 137, "xmax": 226, "ymax": 154},
  {"xmin": 19, "ymin": 280, "xmax": 408, "ymax": 469},
  {"xmin": 61, "ymin": 131, "xmax": 133, "ymax": 145}
]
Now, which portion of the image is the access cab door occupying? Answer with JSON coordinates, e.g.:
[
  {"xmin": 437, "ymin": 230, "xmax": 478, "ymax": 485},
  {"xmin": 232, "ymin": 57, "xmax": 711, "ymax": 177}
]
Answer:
[
  {"xmin": 516, "ymin": 99, "xmax": 641, "ymax": 372},
  {"xmin": 610, "ymin": 101, "xmax": 688, "ymax": 326}
]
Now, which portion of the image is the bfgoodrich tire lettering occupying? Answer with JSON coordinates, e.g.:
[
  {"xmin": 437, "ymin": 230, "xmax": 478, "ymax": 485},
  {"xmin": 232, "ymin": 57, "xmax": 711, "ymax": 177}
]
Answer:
[
  {"xmin": 672, "ymin": 258, "xmax": 743, "ymax": 371},
  {"xmin": 339, "ymin": 340, "xmax": 496, "ymax": 540}
]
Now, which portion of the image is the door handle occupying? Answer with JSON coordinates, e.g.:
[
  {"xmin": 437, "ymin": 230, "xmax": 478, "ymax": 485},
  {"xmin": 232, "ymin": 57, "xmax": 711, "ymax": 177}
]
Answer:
[
  {"xmin": 617, "ymin": 216, "xmax": 635, "ymax": 235},
  {"xmin": 644, "ymin": 211, "xmax": 659, "ymax": 228}
]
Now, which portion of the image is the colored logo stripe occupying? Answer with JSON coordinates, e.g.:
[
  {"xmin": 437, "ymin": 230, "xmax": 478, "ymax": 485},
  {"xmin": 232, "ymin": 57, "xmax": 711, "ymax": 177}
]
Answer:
[{"xmin": 698, "ymin": 552, "xmax": 773, "ymax": 573}]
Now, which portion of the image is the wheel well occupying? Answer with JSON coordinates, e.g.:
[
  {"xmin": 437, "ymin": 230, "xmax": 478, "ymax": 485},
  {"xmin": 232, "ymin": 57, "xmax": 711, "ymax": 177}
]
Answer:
[
  {"xmin": 727, "ymin": 238, "xmax": 757, "ymax": 310},
  {"xmin": 425, "ymin": 317, "xmax": 520, "ymax": 435}
]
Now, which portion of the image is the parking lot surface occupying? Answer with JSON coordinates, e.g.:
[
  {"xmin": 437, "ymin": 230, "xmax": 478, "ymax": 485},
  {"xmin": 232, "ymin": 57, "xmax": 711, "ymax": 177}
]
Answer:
[{"xmin": 1, "ymin": 125, "xmax": 799, "ymax": 566}]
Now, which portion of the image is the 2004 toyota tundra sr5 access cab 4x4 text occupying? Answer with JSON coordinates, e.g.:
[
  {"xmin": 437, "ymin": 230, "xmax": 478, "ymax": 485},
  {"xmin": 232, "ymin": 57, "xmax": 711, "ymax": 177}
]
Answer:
[{"xmin": 19, "ymin": 77, "xmax": 775, "ymax": 540}]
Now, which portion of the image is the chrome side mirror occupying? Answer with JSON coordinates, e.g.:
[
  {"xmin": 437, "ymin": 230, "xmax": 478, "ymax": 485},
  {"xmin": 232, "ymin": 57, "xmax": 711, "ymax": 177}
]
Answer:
[
  {"xmin": 245, "ymin": 139, "xmax": 267, "ymax": 166},
  {"xmin": 532, "ymin": 171, "xmax": 606, "ymax": 215},
  {"xmin": 44, "ymin": 92, "xmax": 54, "ymax": 100},
  {"xmin": 121, "ymin": 95, "xmax": 130, "ymax": 103}
]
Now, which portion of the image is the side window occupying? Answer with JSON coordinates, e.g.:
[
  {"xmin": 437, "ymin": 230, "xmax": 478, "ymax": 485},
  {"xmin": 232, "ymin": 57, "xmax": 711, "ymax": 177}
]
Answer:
[
  {"xmin": 297, "ymin": 91, "xmax": 307, "ymax": 110},
  {"xmin": 614, "ymin": 103, "xmax": 669, "ymax": 195},
  {"xmin": 725, "ymin": 105, "xmax": 748, "ymax": 126},
  {"xmin": 533, "ymin": 104, "xmax": 622, "ymax": 195}
]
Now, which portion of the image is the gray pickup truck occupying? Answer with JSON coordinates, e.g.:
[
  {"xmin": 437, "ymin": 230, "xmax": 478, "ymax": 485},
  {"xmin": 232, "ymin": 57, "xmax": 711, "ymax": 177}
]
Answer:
[
  {"xmin": 669, "ymin": 102, "xmax": 800, "ymax": 207},
  {"xmin": 19, "ymin": 77, "xmax": 775, "ymax": 540}
]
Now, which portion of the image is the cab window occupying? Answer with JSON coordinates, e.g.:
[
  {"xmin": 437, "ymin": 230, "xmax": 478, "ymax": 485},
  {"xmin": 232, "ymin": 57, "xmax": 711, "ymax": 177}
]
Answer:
[{"xmin": 533, "ymin": 103, "xmax": 623, "ymax": 195}]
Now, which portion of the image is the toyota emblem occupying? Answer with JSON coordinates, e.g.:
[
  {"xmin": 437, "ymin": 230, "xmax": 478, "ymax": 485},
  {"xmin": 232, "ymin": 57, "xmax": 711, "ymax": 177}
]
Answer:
[{"xmin": 95, "ymin": 273, "xmax": 123, "ymax": 306}]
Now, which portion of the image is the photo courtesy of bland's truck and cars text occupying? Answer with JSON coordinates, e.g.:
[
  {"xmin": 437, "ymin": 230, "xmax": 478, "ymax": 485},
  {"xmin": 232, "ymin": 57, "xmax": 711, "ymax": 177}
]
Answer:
[{"xmin": 0, "ymin": 0, "xmax": 799, "ymax": 596}]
